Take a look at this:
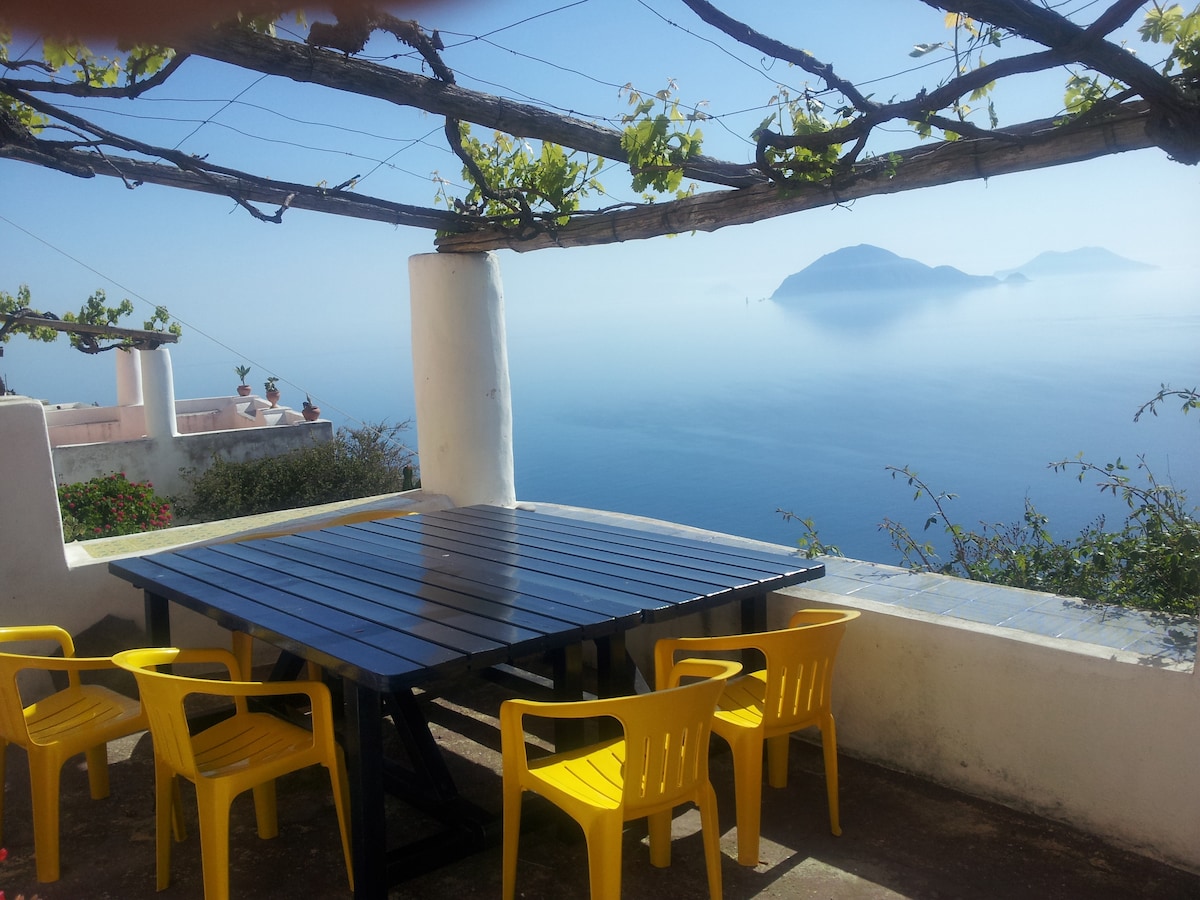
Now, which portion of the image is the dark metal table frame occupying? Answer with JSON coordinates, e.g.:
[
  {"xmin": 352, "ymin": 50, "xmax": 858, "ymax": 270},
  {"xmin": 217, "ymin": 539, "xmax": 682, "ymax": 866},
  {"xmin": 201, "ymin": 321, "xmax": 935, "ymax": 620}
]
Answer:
[{"xmin": 110, "ymin": 504, "xmax": 824, "ymax": 899}]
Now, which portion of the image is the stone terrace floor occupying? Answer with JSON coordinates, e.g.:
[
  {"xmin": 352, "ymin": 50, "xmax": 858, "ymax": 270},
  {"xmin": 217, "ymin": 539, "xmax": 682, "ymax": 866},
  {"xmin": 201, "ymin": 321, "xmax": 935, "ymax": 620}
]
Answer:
[{"xmin": 3, "ymin": 671, "xmax": 1198, "ymax": 900}]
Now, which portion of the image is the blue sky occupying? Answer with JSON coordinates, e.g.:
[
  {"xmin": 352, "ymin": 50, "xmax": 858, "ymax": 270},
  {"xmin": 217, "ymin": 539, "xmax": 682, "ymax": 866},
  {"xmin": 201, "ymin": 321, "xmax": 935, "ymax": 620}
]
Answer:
[{"xmin": 1, "ymin": 1, "xmax": 1197, "ymax": 425}]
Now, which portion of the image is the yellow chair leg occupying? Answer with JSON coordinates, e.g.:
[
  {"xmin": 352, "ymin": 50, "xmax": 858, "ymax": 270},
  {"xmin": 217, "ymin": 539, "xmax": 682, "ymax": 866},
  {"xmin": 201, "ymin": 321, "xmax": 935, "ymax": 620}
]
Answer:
[
  {"xmin": 0, "ymin": 736, "xmax": 8, "ymax": 844},
  {"xmin": 766, "ymin": 734, "xmax": 790, "ymax": 789},
  {"xmin": 196, "ymin": 790, "xmax": 234, "ymax": 900},
  {"xmin": 647, "ymin": 808, "xmax": 672, "ymax": 868},
  {"xmin": 251, "ymin": 780, "xmax": 279, "ymax": 839},
  {"xmin": 729, "ymin": 735, "xmax": 764, "ymax": 867},
  {"xmin": 28, "ymin": 754, "xmax": 61, "ymax": 883},
  {"xmin": 326, "ymin": 757, "xmax": 354, "ymax": 891},
  {"xmin": 84, "ymin": 744, "xmax": 112, "ymax": 800},
  {"xmin": 822, "ymin": 717, "xmax": 842, "ymax": 836},
  {"xmin": 154, "ymin": 762, "xmax": 177, "ymax": 891},
  {"xmin": 501, "ymin": 783, "xmax": 523, "ymax": 900},
  {"xmin": 584, "ymin": 817, "xmax": 624, "ymax": 900},
  {"xmin": 171, "ymin": 775, "xmax": 187, "ymax": 843},
  {"xmin": 698, "ymin": 782, "xmax": 724, "ymax": 900}
]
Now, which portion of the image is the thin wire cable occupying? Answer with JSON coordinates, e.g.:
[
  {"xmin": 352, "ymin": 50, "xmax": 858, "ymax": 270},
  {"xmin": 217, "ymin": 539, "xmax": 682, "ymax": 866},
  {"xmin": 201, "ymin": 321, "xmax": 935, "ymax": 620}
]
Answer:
[{"xmin": 171, "ymin": 74, "xmax": 269, "ymax": 151}]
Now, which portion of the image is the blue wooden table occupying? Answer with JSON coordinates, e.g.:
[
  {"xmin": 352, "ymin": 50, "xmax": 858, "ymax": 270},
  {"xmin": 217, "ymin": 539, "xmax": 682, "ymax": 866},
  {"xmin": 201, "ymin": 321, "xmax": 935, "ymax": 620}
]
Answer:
[{"xmin": 109, "ymin": 504, "xmax": 824, "ymax": 899}]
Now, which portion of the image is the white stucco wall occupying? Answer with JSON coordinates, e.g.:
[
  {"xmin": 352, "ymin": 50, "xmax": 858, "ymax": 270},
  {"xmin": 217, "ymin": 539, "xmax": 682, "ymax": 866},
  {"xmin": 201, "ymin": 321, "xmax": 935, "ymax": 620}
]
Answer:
[
  {"xmin": 775, "ymin": 588, "xmax": 1200, "ymax": 875},
  {"xmin": 0, "ymin": 396, "xmax": 147, "ymax": 636}
]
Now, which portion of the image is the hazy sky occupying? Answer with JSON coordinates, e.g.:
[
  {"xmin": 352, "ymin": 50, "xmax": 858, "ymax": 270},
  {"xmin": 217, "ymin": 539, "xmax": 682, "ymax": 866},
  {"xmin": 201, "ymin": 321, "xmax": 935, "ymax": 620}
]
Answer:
[{"xmin": 2, "ymin": 1, "xmax": 1197, "ymax": 423}]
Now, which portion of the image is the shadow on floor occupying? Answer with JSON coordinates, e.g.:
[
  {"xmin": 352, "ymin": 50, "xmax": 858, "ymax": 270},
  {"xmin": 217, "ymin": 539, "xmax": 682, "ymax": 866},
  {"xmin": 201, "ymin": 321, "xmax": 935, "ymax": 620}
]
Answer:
[{"xmin": 2, "ymin": 673, "xmax": 1197, "ymax": 900}]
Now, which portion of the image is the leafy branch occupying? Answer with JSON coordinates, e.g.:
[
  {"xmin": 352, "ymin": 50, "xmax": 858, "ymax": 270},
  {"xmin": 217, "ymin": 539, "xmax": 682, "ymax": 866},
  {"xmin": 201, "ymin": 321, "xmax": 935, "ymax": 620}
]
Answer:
[
  {"xmin": 867, "ymin": 387, "xmax": 1200, "ymax": 615},
  {"xmin": 776, "ymin": 508, "xmax": 842, "ymax": 559},
  {"xmin": 1, "ymin": 285, "xmax": 180, "ymax": 354},
  {"xmin": 618, "ymin": 82, "xmax": 704, "ymax": 199}
]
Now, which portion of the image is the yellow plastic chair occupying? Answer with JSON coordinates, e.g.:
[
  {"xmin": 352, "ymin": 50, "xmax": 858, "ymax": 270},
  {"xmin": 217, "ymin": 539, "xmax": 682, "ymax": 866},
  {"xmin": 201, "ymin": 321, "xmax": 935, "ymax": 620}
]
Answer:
[
  {"xmin": 113, "ymin": 647, "xmax": 352, "ymax": 900},
  {"xmin": 0, "ymin": 624, "xmax": 148, "ymax": 883},
  {"xmin": 500, "ymin": 657, "xmax": 742, "ymax": 900},
  {"xmin": 654, "ymin": 608, "xmax": 860, "ymax": 866}
]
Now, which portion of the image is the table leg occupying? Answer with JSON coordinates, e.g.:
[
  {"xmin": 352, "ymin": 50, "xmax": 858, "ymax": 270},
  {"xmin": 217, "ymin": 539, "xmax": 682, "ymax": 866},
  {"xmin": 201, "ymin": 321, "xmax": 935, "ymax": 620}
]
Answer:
[
  {"xmin": 740, "ymin": 591, "xmax": 769, "ymax": 670},
  {"xmin": 345, "ymin": 682, "xmax": 386, "ymax": 900},
  {"xmin": 231, "ymin": 631, "xmax": 253, "ymax": 679},
  {"xmin": 741, "ymin": 591, "xmax": 767, "ymax": 635},
  {"xmin": 550, "ymin": 642, "xmax": 584, "ymax": 749},
  {"xmin": 595, "ymin": 633, "xmax": 634, "ymax": 740},
  {"xmin": 594, "ymin": 632, "xmax": 634, "ymax": 699},
  {"xmin": 143, "ymin": 590, "xmax": 170, "ymax": 646}
]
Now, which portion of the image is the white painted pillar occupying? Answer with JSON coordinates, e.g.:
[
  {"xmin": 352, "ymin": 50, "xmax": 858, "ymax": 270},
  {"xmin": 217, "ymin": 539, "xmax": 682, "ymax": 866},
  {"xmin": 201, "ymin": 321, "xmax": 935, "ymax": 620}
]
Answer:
[
  {"xmin": 408, "ymin": 252, "xmax": 515, "ymax": 508},
  {"xmin": 139, "ymin": 347, "xmax": 178, "ymax": 438},
  {"xmin": 0, "ymin": 397, "xmax": 68, "ymax": 567},
  {"xmin": 115, "ymin": 347, "xmax": 142, "ymax": 406}
]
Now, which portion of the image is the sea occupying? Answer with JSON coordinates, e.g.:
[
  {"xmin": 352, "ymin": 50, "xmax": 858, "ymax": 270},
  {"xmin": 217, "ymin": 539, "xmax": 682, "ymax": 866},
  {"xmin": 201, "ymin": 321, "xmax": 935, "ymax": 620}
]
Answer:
[
  {"xmin": 13, "ymin": 265, "xmax": 1195, "ymax": 566},
  {"xmin": 502, "ymin": 267, "xmax": 1199, "ymax": 563}
]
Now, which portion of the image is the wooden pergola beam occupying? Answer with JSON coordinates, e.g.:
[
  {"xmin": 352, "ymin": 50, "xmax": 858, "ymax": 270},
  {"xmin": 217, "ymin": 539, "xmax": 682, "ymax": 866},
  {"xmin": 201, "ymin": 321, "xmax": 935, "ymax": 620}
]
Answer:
[
  {"xmin": 435, "ymin": 102, "xmax": 1157, "ymax": 252},
  {"xmin": 0, "ymin": 313, "xmax": 180, "ymax": 349}
]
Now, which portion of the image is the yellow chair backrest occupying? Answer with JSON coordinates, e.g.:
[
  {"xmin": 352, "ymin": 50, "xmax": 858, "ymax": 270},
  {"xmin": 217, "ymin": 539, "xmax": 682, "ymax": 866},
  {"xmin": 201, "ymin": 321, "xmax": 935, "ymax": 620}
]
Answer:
[
  {"xmin": 613, "ymin": 662, "xmax": 734, "ymax": 814},
  {"xmin": 112, "ymin": 646, "xmax": 248, "ymax": 779},
  {"xmin": 752, "ymin": 608, "xmax": 858, "ymax": 731},
  {"xmin": 656, "ymin": 608, "xmax": 859, "ymax": 730},
  {"xmin": 0, "ymin": 625, "xmax": 80, "ymax": 744}
]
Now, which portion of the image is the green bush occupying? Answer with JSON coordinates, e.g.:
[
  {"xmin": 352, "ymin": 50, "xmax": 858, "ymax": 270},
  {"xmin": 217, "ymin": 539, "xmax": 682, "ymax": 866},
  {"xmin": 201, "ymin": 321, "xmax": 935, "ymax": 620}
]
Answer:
[
  {"xmin": 789, "ymin": 385, "xmax": 1200, "ymax": 617},
  {"xmin": 879, "ymin": 462, "xmax": 1199, "ymax": 616},
  {"xmin": 58, "ymin": 472, "xmax": 172, "ymax": 541},
  {"xmin": 174, "ymin": 422, "xmax": 418, "ymax": 523}
]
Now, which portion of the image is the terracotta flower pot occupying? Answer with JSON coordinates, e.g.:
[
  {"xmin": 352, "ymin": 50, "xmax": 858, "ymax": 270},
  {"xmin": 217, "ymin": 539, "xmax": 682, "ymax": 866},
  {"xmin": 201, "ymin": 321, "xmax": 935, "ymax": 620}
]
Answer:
[
  {"xmin": 302, "ymin": 406, "xmax": 321, "ymax": 422},
  {"xmin": 266, "ymin": 389, "xmax": 280, "ymax": 407},
  {"xmin": 237, "ymin": 384, "xmax": 252, "ymax": 396}
]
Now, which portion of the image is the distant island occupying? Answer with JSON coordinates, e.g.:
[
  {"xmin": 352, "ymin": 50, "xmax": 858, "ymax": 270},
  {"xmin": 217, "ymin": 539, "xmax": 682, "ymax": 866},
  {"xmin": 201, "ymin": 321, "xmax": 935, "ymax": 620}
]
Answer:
[
  {"xmin": 994, "ymin": 247, "xmax": 1156, "ymax": 279},
  {"xmin": 772, "ymin": 244, "xmax": 999, "ymax": 297},
  {"xmin": 773, "ymin": 244, "xmax": 1155, "ymax": 299}
]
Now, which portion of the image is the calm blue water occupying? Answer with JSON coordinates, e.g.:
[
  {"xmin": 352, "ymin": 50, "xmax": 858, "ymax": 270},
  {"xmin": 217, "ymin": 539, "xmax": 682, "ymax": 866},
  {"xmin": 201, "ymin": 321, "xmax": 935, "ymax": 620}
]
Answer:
[
  {"xmin": 14, "ymin": 266, "xmax": 1193, "ymax": 566},
  {"xmin": 504, "ymin": 269, "xmax": 1199, "ymax": 563}
]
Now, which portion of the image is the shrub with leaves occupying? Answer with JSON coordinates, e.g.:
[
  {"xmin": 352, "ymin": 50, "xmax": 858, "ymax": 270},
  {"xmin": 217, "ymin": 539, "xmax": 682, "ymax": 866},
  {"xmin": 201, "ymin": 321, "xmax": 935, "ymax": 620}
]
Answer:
[
  {"xmin": 876, "ymin": 385, "xmax": 1200, "ymax": 616},
  {"xmin": 57, "ymin": 472, "xmax": 171, "ymax": 541},
  {"xmin": 174, "ymin": 422, "xmax": 418, "ymax": 523}
]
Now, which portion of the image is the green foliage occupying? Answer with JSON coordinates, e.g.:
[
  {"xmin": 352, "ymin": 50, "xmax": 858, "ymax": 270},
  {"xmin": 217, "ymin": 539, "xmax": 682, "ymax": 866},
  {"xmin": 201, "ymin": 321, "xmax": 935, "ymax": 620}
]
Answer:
[
  {"xmin": 1063, "ymin": 72, "xmax": 1122, "ymax": 116},
  {"xmin": 756, "ymin": 86, "xmax": 844, "ymax": 182},
  {"xmin": 174, "ymin": 422, "xmax": 418, "ymax": 523},
  {"xmin": 776, "ymin": 509, "xmax": 842, "ymax": 559},
  {"xmin": 877, "ymin": 420, "xmax": 1200, "ymax": 617},
  {"xmin": 439, "ymin": 123, "xmax": 603, "ymax": 225},
  {"xmin": 908, "ymin": 12, "xmax": 1006, "ymax": 139},
  {"xmin": 0, "ymin": 34, "xmax": 174, "ymax": 136},
  {"xmin": 1139, "ymin": 3, "xmax": 1200, "ymax": 75},
  {"xmin": 787, "ymin": 386, "xmax": 1200, "ymax": 617},
  {"xmin": 0, "ymin": 285, "xmax": 57, "ymax": 343},
  {"xmin": 264, "ymin": 375, "xmax": 279, "ymax": 392},
  {"xmin": 0, "ymin": 285, "xmax": 180, "ymax": 350},
  {"xmin": 618, "ymin": 82, "xmax": 704, "ymax": 198},
  {"xmin": 57, "ymin": 473, "xmax": 172, "ymax": 542},
  {"xmin": 235, "ymin": 364, "xmax": 252, "ymax": 384}
]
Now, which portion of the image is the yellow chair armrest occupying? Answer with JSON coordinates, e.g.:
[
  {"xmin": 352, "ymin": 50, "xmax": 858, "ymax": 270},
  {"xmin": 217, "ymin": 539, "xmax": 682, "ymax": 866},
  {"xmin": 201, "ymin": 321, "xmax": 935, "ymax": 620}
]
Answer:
[
  {"xmin": 661, "ymin": 657, "xmax": 742, "ymax": 689},
  {"xmin": 654, "ymin": 633, "xmax": 763, "ymax": 688},
  {"xmin": 13, "ymin": 654, "xmax": 124, "ymax": 672},
  {"xmin": 0, "ymin": 624, "xmax": 75, "ymax": 655}
]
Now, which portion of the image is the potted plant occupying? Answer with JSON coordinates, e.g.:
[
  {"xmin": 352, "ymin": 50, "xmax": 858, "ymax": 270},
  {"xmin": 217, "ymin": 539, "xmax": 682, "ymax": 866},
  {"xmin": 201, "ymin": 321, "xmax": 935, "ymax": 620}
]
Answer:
[
  {"xmin": 264, "ymin": 376, "xmax": 280, "ymax": 407},
  {"xmin": 302, "ymin": 394, "xmax": 321, "ymax": 422},
  {"xmin": 235, "ymin": 364, "xmax": 252, "ymax": 396}
]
